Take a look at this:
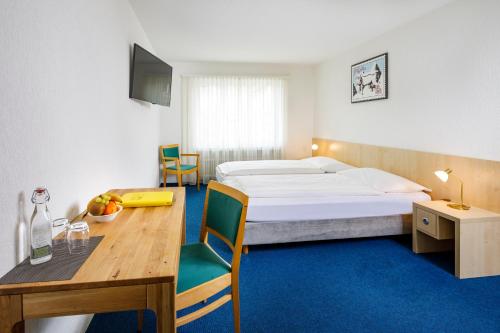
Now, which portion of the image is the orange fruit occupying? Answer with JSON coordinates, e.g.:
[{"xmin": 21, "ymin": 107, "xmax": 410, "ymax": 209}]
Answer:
[{"xmin": 103, "ymin": 201, "xmax": 117, "ymax": 215}]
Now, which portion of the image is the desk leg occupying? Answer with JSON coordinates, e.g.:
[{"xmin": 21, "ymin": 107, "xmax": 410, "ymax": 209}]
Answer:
[
  {"xmin": 182, "ymin": 207, "xmax": 186, "ymax": 245},
  {"xmin": 0, "ymin": 295, "xmax": 23, "ymax": 333},
  {"xmin": 137, "ymin": 310, "xmax": 144, "ymax": 332},
  {"xmin": 12, "ymin": 321, "xmax": 24, "ymax": 333},
  {"xmin": 147, "ymin": 283, "xmax": 176, "ymax": 333}
]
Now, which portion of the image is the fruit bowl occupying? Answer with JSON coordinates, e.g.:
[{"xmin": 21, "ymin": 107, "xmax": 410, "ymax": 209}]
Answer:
[
  {"xmin": 87, "ymin": 192, "xmax": 123, "ymax": 223},
  {"xmin": 88, "ymin": 205, "xmax": 123, "ymax": 223}
]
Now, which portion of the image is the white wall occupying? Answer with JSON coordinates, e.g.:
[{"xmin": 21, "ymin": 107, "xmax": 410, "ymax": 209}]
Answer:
[
  {"xmin": 315, "ymin": 0, "xmax": 500, "ymax": 162},
  {"xmin": 0, "ymin": 1, "xmax": 161, "ymax": 332},
  {"xmin": 160, "ymin": 62, "xmax": 315, "ymax": 160}
]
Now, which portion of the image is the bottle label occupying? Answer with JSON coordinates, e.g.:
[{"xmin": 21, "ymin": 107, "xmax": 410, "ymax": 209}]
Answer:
[{"xmin": 32, "ymin": 245, "xmax": 51, "ymax": 259}]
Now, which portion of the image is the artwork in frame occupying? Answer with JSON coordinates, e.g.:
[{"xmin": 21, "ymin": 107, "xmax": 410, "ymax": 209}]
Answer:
[{"xmin": 351, "ymin": 53, "xmax": 388, "ymax": 103}]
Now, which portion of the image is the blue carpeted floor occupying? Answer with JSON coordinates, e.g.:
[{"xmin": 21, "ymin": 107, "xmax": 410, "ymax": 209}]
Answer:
[{"xmin": 86, "ymin": 185, "xmax": 500, "ymax": 333}]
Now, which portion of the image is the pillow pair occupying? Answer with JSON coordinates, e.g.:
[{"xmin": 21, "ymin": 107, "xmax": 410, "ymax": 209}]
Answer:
[{"xmin": 339, "ymin": 168, "xmax": 431, "ymax": 193}]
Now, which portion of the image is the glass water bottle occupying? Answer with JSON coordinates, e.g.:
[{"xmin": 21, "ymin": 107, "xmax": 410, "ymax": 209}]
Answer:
[{"xmin": 30, "ymin": 187, "xmax": 53, "ymax": 265}]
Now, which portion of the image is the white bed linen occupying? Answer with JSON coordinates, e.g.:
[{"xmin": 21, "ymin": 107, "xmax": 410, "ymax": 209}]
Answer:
[
  {"xmin": 223, "ymin": 173, "xmax": 383, "ymax": 198},
  {"xmin": 216, "ymin": 160, "xmax": 324, "ymax": 182},
  {"xmin": 245, "ymin": 192, "xmax": 431, "ymax": 222}
]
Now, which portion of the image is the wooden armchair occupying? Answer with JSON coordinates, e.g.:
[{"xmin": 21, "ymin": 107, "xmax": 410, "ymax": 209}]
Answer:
[{"xmin": 160, "ymin": 144, "xmax": 200, "ymax": 191}]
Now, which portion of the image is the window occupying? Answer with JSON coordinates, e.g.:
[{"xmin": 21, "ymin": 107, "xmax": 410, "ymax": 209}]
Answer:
[{"xmin": 181, "ymin": 75, "xmax": 287, "ymax": 181}]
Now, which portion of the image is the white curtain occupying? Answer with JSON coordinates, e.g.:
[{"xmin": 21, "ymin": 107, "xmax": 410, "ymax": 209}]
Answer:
[{"xmin": 181, "ymin": 75, "xmax": 287, "ymax": 183}]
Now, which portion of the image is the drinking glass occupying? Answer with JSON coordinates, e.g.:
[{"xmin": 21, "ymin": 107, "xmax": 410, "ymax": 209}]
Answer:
[{"xmin": 66, "ymin": 221, "xmax": 90, "ymax": 254}]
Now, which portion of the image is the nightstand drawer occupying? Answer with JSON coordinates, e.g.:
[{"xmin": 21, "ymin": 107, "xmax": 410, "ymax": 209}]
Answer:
[{"xmin": 416, "ymin": 208, "xmax": 437, "ymax": 237}]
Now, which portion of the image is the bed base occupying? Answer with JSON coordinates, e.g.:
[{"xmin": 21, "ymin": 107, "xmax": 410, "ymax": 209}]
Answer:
[{"xmin": 242, "ymin": 214, "xmax": 412, "ymax": 248}]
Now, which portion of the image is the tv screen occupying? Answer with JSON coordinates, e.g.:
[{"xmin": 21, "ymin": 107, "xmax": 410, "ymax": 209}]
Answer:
[{"xmin": 130, "ymin": 44, "xmax": 172, "ymax": 107}]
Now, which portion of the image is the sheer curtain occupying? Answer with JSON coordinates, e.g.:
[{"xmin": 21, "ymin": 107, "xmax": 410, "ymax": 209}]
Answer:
[{"xmin": 181, "ymin": 75, "xmax": 287, "ymax": 183}]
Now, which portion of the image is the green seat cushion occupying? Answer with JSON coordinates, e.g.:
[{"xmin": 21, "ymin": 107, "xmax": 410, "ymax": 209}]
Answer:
[
  {"xmin": 177, "ymin": 243, "xmax": 231, "ymax": 294},
  {"xmin": 166, "ymin": 164, "xmax": 197, "ymax": 171}
]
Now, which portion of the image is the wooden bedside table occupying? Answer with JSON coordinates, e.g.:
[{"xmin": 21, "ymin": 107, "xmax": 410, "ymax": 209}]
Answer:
[{"xmin": 412, "ymin": 200, "xmax": 500, "ymax": 279}]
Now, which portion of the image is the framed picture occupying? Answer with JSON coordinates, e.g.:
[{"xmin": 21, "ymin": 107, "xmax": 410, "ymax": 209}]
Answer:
[{"xmin": 351, "ymin": 53, "xmax": 388, "ymax": 103}]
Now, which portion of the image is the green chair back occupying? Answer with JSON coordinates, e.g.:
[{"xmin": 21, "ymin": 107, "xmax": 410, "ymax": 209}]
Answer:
[
  {"xmin": 201, "ymin": 181, "xmax": 248, "ymax": 254},
  {"xmin": 206, "ymin": 190, "xmax": 243, "ymax": 246},
  {"xmin": 163, "ymin": 145, "xmax": 180, "ymax": 159}
]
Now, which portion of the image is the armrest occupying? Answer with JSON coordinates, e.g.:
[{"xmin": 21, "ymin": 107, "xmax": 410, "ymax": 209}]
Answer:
[
  {"xmin": 180, "ymin": 153, "xmax": 200, "ymax": 167},
  {"xmin": 160, "ymin": 157, "xmax": 179, "ymax": 169}
]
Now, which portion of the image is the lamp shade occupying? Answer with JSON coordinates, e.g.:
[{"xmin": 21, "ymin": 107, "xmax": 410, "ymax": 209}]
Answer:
[
  {"xmin": 311, "ymin": 144, "xmax": 319, "ymax": 151},
  {"xmin": 434, "ymin": 170, "xmax": 450, "ymax": 182}
]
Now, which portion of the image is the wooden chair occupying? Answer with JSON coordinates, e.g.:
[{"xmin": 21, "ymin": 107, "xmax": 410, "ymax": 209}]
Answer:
[
  {"xmin": 138, "ymin": 181, "xmax": 249, "ymax": 332},
  {"xmin": 160, "ymin": 144, "xmax": 200, "ymax": 191}
]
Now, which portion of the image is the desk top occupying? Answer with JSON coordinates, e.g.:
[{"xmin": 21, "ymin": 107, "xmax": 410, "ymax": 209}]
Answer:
[{"xmin": 0, "ymin": 187, "xmax": 185, "ymax": 295}]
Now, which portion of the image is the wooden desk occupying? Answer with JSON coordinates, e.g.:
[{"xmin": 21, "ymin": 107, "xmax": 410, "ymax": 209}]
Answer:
[
  {"xmin": 0, "ymin": 187, "xmax": 185, "ymax": 333},
  {"xmin": 413, "ymin": 200, "xmax": 500, "ymax": 279}
]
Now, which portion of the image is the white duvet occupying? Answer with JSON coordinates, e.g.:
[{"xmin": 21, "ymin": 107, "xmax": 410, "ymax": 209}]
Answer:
[
  {"xmin": 216, "ymin": 160, "xmax": 324, "ymax": 179},
  {"xmin": 223, "ymin": 173, "xmax": 383, "ymax": 198}
]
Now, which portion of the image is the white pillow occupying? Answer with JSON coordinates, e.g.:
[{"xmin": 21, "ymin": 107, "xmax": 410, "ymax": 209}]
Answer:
[
  {"xmin": 338, "ymin": 168, "xmax": 431, "ymax": 193},
  {"xmin": 302, "ymin": 156, "xmax": 354, "ymax": 173}
]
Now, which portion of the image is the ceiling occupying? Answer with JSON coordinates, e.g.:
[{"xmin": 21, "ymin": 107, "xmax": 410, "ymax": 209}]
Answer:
[{"xmin": 129, "ymin": 0, "xmax": 454, "ymax": 64}]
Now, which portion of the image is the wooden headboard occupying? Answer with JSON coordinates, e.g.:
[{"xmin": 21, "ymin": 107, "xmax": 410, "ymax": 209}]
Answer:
[{"xmin": 312, "ymin": 138, "xmax": 500, "ymax": 213}]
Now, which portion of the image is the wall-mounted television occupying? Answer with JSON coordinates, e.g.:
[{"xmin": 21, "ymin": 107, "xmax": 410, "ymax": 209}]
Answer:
[{"xmin": 130, "ymin": 43, "xmax": 172, "ymax": 107}]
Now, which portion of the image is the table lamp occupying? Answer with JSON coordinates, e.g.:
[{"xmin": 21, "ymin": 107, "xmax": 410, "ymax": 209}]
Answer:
[{"xmin": 434, "ymin": 168, "xmax": 470, "ymax": 210}]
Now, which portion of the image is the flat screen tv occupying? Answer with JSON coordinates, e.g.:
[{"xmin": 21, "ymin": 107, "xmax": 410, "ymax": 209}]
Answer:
[{"xmin": 130, "ymin": 43, "xmax": 172, "ymax": 107}]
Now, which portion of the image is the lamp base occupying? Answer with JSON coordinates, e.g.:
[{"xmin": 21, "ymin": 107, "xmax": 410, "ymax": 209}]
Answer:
[{"xmin": 447, "ymin": 203, "xmax": 470, "ymax": 210}]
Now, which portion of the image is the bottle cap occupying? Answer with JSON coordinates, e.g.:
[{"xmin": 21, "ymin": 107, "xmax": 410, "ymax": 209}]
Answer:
[{"xmin": 32, "ymin": 187, "xmax": 50, "ymax": 203}]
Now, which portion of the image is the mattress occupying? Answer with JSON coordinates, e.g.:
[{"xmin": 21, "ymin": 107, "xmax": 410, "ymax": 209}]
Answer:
[
  {"xmin": 245, "ymin": 192, "xmax": 431, "ymax": 222},
  {"xmin": 216, "ymin": 160, "xmax": 324, "ymax": 182},
  {"xmin": 222, "ymin": 171, "xmax": 432, "ymax": 223}
]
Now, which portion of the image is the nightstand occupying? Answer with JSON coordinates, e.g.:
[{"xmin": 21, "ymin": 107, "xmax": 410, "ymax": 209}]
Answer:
[{"xmin": 413, "ymin": 200, "xmax": 500, "ymax": 279}]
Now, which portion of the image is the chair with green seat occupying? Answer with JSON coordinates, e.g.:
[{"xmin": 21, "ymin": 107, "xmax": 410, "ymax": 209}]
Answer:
[
  {"xmin": 138, "ymin": 181, "xmax": 249, "ymax": 332},
  {"xmin": 160, "ymin": 144, "xmax": 200, "ymax": 191}
]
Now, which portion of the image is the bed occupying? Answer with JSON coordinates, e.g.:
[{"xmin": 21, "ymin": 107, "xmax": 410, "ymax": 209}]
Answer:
[
  {"xmin": 216, "ymin": 156, "xmax": 354, "ymax": 182},
  {"xmin": 221, "ymin": 168, "xmax": 432, "ymax": 246}
]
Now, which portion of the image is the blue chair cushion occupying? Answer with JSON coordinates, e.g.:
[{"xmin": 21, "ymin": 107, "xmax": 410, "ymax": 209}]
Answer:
[
  {"xmin": 167, "ymin": 164, "xmax": 197, "ymax": 171},
  {"xmin": 177, "ymin": 243, "xmax": 231, "ymax": 294}
]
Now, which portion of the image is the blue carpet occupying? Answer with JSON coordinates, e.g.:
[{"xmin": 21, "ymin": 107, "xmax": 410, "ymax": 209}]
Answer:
[{"xmin": 86, "ymin": 185, "xmax": 500, "ymax": 333}]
